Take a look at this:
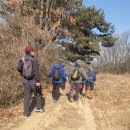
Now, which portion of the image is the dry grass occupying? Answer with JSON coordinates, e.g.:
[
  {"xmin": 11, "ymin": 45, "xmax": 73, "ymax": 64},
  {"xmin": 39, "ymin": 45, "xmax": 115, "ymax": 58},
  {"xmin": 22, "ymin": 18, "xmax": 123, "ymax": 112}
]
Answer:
[
  {"xmin": 0, "ymin": 41, "xmax": 25, "ymax": 107},
  {"xmin": 0, "ymin": 73, "xmax": 130, "ymax": 129},
  {"xmin": 91, "ymin": 74, "xmax": 130, "ymax": 130}
]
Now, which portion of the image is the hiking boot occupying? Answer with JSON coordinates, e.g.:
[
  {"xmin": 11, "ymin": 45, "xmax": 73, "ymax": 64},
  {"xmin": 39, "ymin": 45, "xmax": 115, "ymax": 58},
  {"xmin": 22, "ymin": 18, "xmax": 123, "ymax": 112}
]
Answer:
[
  {"xmin": 53, "ymin": 100, "xmax": 58, "ymax": 103},
  {"xmin": 23, "ymin": 116, "xmax": 28, "ymax": 119},
  {"xmin": 85, "ymin": 90, "xmax": 90, "ymax": 98},
  {"xmin": 35, "ymin": 108, "xmax": 44, "ymax": 113},
  {"xmin": 70, "ymin": 98, "xmax": 74, "ymax": 102},
  {"xmin": 89, "ymin": 90, "xmax": 94, "ymax": 100},
  {"xmin": 79, "ymin": 93, "xmax": 82, "ymax": 97}
]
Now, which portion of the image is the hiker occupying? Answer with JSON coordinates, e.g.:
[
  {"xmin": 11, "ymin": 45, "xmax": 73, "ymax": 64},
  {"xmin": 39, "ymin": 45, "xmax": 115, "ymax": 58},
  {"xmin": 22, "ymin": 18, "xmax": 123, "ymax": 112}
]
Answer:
[
  {"xmin": 48, "ymin": 59, "xmax": 66, "ymax": 103},
  {"xmin": 69, "ymin": 60, "xmax": 88, "ymax": 102},
  {"xmin": 85, "ymin": 67, "xmax": 96, "ymax": 99},
  {"xmin": 17, "ymin": 45, "xmax": 44, "ymax": 118}
]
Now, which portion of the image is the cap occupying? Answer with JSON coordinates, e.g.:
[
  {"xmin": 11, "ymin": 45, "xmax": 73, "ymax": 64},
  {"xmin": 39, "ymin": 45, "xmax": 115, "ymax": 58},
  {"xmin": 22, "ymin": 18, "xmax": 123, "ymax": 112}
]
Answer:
[
  {"xmin": 58, "ymin": 59, "xmax": 64, "ymax": 63},
  {"xmin": 25, "ymin": 45, "xmax": 35, "ymax": 53},
  {"xmin": 75, "ymin": 60, "xmax": 82, "ymax": 66},
  {"xmin": 88, "ymin": 66, "xmax": 93, "ymax": 71}
]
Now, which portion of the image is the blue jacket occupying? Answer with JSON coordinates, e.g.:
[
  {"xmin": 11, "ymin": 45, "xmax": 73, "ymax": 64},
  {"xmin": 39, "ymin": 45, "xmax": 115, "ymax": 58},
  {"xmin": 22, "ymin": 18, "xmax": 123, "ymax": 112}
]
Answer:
[
  {"xmin": 87, "ymin": 70, "xmax": 96, "ymax": 85},
  {"xmin": 49, "ymin": 63, "xmax": 66, "ymax": 84}
]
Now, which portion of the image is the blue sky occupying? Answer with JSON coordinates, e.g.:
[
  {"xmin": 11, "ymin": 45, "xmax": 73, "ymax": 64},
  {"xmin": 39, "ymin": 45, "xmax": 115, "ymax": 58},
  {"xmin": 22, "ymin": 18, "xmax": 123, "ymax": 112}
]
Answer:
[{"xmin": 83, "ymin": 0, "xmax": 130, "ymax": 34}]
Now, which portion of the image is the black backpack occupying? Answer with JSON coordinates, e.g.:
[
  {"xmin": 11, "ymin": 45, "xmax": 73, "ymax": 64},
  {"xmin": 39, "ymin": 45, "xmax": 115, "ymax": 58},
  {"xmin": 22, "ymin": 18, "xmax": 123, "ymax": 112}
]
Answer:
[{"xmin": 53, "ymin": 67, "xmax": 62, "ymax": 80}]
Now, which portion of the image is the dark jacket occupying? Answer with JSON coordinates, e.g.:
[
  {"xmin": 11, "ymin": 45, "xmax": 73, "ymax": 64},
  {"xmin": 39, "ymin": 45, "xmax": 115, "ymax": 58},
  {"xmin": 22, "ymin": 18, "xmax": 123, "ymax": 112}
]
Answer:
[
  {"xmin": 49, "ymin": 63, "xmax": 66, "ymax": 84},
  {"xmin": 17, "ymin": 54, "xmax": 41, "ymax": 85},
  {"xmin": 87, "ymin": 70, "xmax": 96, "ymax": 85}
]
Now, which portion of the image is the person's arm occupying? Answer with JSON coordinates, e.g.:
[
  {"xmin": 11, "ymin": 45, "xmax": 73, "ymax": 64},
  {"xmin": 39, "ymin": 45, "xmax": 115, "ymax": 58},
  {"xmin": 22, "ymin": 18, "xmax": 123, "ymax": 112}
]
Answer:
[
  {"xmin": 80, "ymin": 68, "xmax": 89, "ymax": 81},
  {"xmin": 61, "ymin": 67, "xmax": 66, "ymax": 81}
]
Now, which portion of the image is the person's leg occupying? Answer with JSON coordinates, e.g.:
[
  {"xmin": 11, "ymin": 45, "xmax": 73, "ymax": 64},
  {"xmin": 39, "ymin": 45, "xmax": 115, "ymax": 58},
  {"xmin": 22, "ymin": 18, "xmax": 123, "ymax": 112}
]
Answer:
[
  {"xmin": 55, "ymin": 83, "xmax": 61, "ymax": 101},
  {"xmin": 79, "ymin": 83, "xmax": 84, "ymax": 95},
  {"xmin": 23, "ymin": 84, "xmax": 31, "ymax": 117},
  {"xmin": 34, "ymin": 85, "xmax": 43, "ymax": 110},
  {"xmin": 75, "ymin": 84, "xmax": 80, "ymax": 101},
  {"xmin": 69, "ymin": 84, "xmax": 75, "ymax": 102},
  {"xmin": 61, "ymin": 81, "xmax": 65, "ymax": 90},
  {"xmin": 52, "ymin": 83, "xmax": 57, "ymax": 99},
  {"xmin": 85, "ymin": 84, "xmax": 90, "ymax": 98},
  {"xmin": 89, "ymin": 84, "xmax": 94, "ymax": 99}
]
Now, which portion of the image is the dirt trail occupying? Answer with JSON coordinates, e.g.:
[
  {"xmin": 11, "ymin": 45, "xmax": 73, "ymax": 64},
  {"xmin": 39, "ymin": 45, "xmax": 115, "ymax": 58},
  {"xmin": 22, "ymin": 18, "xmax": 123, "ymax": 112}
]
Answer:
[
  {"xmin": 2, "ymin": 82, "xmax": 97, "ymax": 130},
  {"xmin": 1, "ymin": 74, "xmax": 130, "ymax": 130}
]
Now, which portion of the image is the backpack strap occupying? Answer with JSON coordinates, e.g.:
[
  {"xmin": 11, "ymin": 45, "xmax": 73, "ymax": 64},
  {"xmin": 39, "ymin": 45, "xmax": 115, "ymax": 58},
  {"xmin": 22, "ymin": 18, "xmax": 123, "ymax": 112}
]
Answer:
[
  {"xmin": 21, "ymin": 57, "xmax": 27, "ymax": 69},
  {"xmin": 22, "ymin": 56, "xmax": 33, "ymax": 70}
]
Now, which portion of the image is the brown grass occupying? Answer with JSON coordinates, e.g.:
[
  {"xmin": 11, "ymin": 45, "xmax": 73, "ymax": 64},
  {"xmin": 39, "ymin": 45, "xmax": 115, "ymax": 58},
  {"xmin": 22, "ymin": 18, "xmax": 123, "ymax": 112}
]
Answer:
[
  {"xmin": 91, "ymin": 74, "xmax": 130, "ymax": 130},
  {"xmin": 0, "ymin": 41, "xmax": 25, "ymax": 107}
]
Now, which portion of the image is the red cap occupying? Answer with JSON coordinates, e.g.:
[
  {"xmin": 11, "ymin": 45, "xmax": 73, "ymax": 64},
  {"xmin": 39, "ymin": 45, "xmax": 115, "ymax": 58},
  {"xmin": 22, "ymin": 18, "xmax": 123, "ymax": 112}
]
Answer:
[{"xmin": 25, "ymin": 45, "xmax": 35, "ymax": 53}]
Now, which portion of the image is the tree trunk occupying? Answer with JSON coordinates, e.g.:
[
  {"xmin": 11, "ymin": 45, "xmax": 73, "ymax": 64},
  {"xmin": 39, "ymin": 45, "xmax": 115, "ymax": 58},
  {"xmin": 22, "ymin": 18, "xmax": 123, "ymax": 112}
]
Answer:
[
  {"xmin": 40, "ymin": 0, "xmax": 44, "ymax": 28},
  {"xmin": 45, "ymin": 0, "xmax": 50, "ymax": 31}
]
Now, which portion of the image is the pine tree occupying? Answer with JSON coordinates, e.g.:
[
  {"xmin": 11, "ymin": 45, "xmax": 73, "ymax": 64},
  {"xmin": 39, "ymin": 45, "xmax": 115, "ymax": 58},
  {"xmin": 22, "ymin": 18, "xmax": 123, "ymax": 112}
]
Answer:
[{"xmin": 65, "ymin": 6, "xmax": 116, "ymax": 63}]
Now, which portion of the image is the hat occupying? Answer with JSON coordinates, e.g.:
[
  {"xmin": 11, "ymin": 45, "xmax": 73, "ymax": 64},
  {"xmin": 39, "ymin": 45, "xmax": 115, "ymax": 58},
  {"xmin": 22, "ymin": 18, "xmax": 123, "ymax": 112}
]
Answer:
[
  {"xmin": 58, "ymin": 59, "xmax": 64, "ymax": 63},
  {"xmin": 25, "ymin": 45, "xmax": 35, "ymax": 53},
  {"xmin": 75, "ymin": 60, "xmax": 82, "ymax": 66},
  {"xmin": 88, "ymin": 66, "xmax": 93, "ymax": 71}
]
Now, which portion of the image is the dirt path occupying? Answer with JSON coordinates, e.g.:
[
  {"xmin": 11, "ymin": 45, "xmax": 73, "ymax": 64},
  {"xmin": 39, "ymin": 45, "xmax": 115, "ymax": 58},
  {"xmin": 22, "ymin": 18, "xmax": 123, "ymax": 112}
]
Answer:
[
  {"xmin": 2, "ymin": 83, "xmax": 97, "ymax": 130},
  {"xmin": 1, "ymin": 74, "xmax": 130, "ymax": 130}
]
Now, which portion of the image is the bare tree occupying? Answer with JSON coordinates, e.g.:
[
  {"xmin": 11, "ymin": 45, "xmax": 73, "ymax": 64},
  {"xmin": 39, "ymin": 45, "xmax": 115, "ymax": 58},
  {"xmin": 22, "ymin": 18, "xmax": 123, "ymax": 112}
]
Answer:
[{"xmin": 95, "ymin": 32, "xmax": 130, "ymax": 73}]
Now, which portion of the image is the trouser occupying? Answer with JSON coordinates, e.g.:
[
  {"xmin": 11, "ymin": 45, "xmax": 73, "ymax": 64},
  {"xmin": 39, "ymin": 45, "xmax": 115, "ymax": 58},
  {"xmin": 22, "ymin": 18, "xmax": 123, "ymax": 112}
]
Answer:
[
  {"xmin": 85, "ymin": 83, "xmax": 94, "ymax": 98},
  {"xmin": 61, "ymin": 80, "xmax": 66, "ymax": 90},
  {"xmin": 70, "ymin": 83, "xmax": 80, "ymax": 101},
  {"xmin": 23, "ymin": 83, "xmax": 43, "ymax": 116},
  {"xmin": 79, "ymin": 83, "xmax": 86, "ymax": 94},
  {"xmin": 52, "ymin": 83, "xmax": 61, "ymax": 101},
  {"xmin": 86, "ymin": 83, "xmax": 94, "ymax": 91}
]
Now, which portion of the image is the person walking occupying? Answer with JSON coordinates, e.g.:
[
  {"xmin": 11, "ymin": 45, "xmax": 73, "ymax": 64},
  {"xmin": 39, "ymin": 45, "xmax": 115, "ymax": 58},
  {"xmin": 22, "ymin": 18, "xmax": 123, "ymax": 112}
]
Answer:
[
  {"xmin": 85, "ymin": 67, "xmax": 96, "ymax": 99},
  {"xmin": 48, "ymin": 59, "xmax": 66, "ymax": 103},
  {"xmin": 17, "ymin": 45, "xmax": 44, "ymax": 118},
  {"xmin": 69, "ymin": 60, "xmax": 88, "ymax": 102}
]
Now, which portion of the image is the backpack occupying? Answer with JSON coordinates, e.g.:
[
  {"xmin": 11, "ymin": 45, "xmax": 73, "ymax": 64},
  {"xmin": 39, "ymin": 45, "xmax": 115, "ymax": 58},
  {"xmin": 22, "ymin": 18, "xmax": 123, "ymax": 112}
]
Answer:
[
  {"xmin": 53, "ymin": 67, "xmax": 62, "ymax": 80},
  {"xmin": 71, "ymin": 69, "xmax": 81, "ymax": 81},
  {"xmin": 22, "ymin": 57, "xmax": 33, "ymax": 79}
]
